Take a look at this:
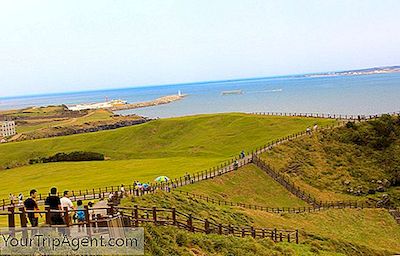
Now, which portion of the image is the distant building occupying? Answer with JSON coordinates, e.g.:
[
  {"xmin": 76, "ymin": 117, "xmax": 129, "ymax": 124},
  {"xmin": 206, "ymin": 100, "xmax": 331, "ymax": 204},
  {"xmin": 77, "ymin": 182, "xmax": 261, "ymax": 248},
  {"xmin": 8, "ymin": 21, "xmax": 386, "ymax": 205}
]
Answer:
[{"xmin": 0, "ymin": 121, "xmax": 16, "ymax": 137}]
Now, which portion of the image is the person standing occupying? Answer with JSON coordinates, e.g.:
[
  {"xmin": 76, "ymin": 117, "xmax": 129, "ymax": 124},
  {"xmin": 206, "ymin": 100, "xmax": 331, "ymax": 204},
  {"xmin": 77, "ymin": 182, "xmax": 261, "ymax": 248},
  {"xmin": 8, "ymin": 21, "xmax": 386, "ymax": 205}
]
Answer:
[
  {"xmin": 45, "ymin": 187, "xmax": 64, "ymax": 225},
  {"xmin": 75, "ymin": 200, "xmax": 85, "ymax": 231},
  {"xmin": 120, "ymin": 184, "xmax": 126, "ymax": 198},
  {"xmin": 24, "ymin": 189, "xmax": 41, "ymax": 227},
  {"xmin": 18, "ymin": 193, "xmax": 24, "ymax": 206},
  {"xmin": 9, "ymin": 193, "xmax": 14, "ymax": 206},
  {"xmin": 60, "ymin": 190, "xmax": 74, "ymax": 225}
]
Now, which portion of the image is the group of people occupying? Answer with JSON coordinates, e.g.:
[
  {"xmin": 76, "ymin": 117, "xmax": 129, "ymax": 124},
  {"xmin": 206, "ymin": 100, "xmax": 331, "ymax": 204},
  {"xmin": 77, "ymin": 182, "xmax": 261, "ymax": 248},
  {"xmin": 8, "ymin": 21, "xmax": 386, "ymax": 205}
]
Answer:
[
  {"xmin": 8, "ymin": 193, "xmax": 24, "ymax": 206},
  {"xmin": 20, "ymin": 187, "xmax": 89, "ymax": 228},
  {"xmin": 306, "ymin": 124, "xmax": 319, "ymax": 135},
  {"xmin": 132, "ymin": 181, "xmax": 151, "ymax": 192}
]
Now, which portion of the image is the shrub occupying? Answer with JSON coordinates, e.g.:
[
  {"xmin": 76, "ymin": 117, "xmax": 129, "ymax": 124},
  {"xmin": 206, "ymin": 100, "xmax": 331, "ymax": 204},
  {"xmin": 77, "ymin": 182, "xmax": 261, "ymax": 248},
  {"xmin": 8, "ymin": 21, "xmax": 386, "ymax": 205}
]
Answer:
[{"xmin": 29, "ymin": 151, "xmax": 104, "ymax": 164}]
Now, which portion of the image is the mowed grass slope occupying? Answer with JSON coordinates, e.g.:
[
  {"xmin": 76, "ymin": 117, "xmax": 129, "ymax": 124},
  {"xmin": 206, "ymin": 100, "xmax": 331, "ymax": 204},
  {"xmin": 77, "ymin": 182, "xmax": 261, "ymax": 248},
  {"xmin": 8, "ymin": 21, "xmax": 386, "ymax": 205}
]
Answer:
[
  {"xmin": 0, "ymin": 113, "xmax": 335, "ymax": 167},
  {"xmin": 179, "ymin": 164, "xmax": 307, "ymax": 207},
  {"xmin": 0, "ymin": 113, "xmax": 335, "ymax": 199}
]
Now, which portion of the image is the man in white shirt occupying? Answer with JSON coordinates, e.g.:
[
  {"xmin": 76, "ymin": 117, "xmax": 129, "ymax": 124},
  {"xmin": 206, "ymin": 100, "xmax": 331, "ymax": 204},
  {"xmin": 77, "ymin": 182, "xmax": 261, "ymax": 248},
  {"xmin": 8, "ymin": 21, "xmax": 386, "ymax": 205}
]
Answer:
[
  {"xmin": 120, "ymin": 184, "xmax": 126, "ymax": 198},
  {"xmin": 60, "ymin": 190, "xmax": 75, "ymax": 225}
]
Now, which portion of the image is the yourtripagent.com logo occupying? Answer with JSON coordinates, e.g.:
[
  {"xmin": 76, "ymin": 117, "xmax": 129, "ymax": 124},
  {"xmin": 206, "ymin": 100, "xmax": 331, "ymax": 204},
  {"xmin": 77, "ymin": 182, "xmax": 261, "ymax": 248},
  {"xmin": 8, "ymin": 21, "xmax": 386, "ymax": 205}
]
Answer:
[{"xmin": 0, "ymin": 227, "xmax": 144, "ymax": 255}]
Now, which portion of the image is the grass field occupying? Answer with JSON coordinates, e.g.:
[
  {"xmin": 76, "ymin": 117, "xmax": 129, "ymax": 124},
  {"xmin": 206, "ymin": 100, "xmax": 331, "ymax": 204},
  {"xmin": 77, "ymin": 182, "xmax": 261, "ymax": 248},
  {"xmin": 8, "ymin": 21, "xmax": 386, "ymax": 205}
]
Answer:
[
  {"xmin": 0, "ymin": 157, "xmax": 224, "ymax": 200},
  {"xmin": 0, "ymin": 113, "xmax": 335, "ymax": 200},
  {"xmin": 1, "ymin": 105, "xmax": 67, "ymax": 118},
  {"xmin": 179, "ymin": 164, "xmax": 308, "ymax": 207},
  {"xmin": 15, "ymin": 108, "xmax": 114, "ymax": 134}
]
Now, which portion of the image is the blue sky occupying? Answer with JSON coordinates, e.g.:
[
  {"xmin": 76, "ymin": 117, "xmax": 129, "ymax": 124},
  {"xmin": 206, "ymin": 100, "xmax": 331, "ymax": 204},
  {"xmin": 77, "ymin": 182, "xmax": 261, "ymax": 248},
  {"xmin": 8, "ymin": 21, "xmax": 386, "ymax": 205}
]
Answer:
[{"xmin": 0, "ymin": 0, "xmax": 399, "ymax": 97}]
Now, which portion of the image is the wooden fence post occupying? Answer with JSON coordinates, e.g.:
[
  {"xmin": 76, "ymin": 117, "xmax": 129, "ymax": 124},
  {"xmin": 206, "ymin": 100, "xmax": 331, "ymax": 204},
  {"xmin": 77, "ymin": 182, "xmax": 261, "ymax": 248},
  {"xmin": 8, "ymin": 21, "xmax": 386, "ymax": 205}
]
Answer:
[
  {"xmin": 187, "ymin": 214, "xmax": 193, "ymax": 232},
  {"xmin": 218, "ymin": 224, "xmax": 222, "ymax": 235},
  {"xmin": 134, "ymin": 205, "xmax": 139, "ymax": 227},
  {"xmin": 18, "ymin": 206, "xmax": 28, "ymax": 228},
  {"xmin": 63, "ymin": 206, "xmax": 70, "ymax": 227},
  {"xmin": 251, "ymin": 227, "xmax": 255, "ymax": 238},
  {"xmin": 205, "ymin": 218, "xmax": 210, "ymax": 234},
  {"xmin": 8, "ymin": 207, "xmax": 15, "ymax": 236},
  {"xmin": 296, "ymin": 230, "xmax": 299, "ymax": 244},
  {"xmin": 18, "ymin": 206, "xmax": 28, "ymax": 239},
  {"xmin": 152, "ymin": 206, "xmax": 157, "ymax": 225},
  {"xmin": 172, "ymin": 208, "xmax": 176, "ymax": 226},
  {"xmin": 45, "ymin": 206, "xmax": 51, "ymax": 225},
  {"xmin": 84, "ymin": 205, "xmax": 91, "ymax": 236}
]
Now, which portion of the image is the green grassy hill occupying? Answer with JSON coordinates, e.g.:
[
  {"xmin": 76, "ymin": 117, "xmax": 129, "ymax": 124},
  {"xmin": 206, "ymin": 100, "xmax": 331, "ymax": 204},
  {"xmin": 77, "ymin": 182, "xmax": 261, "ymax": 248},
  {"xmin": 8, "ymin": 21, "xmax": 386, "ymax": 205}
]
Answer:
[
  {"xmin": 260, "ymin": 115, "xmax": 400, "ymax": 205},
  {"xmin": 145, "ymin": 225, "xmax": 346, "ymax": 256},
  {"xmin": 122, "ymin": 162, "xmax": 400, "ymax": 254},
  {"xmin": 125, "ymin": 190, "xmax": 400, "ymax": 255},
  {"xmin": 0, "ymin": 113, "xmax": 335, "ymax": 199},
  {"xmin": 178, "ymin": 164, "xmax": 307, "ymax": 208}
]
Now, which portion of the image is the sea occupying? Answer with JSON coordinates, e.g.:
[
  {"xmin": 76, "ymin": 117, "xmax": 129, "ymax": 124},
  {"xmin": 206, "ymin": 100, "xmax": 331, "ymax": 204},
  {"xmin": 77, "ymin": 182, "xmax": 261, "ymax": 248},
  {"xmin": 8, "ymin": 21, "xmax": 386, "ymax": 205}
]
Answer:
[{"xmin": 1, "ymin": 73, "xmax": 400, "ymax": 118}]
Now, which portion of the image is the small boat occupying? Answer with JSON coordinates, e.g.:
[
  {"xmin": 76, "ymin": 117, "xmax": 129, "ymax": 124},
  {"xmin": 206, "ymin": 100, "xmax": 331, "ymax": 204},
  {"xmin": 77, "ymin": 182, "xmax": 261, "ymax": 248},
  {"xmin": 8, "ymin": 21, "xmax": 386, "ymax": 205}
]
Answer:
[{"xmin": 221, "ymin": 90, "xmax": 243, "ymax": 95}]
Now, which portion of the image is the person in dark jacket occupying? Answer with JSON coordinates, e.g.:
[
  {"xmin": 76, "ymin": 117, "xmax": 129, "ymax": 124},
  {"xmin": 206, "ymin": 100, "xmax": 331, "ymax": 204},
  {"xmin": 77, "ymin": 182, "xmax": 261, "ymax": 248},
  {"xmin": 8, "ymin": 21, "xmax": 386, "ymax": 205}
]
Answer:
[
  {"xmin": 24, "ymin": 189, "xmax": 41, "ymax": 227},
  {"xmin": 44, "ymin": 187, "xmax": 64, "ymax": 225}
]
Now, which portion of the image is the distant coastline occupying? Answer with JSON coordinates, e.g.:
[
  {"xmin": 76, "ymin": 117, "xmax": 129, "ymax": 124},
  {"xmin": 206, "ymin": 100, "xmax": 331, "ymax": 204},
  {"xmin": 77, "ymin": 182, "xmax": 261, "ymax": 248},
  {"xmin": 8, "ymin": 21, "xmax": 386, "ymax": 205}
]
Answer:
[
  {"xmin": 1, "ymin": 65, "xmax": 399, "ymax": 101},
  {"xmin": 0, "ymin": 66, "xmax": 399, "ymax": 116},
  {"xmin": 304, "ymin": 66, "xmax": 400, "ymax": 78},
  {"xmin": 110, "ymin": 94, "xmax": 186, "ymax": 111}
]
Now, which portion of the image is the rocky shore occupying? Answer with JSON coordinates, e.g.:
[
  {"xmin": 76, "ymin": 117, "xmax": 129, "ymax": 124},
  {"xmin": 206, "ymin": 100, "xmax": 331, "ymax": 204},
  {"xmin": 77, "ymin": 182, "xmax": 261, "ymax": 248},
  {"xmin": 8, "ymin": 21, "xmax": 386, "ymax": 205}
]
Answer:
[{"xmin": 110, "ymin": 94, "xmax": 186, "ymax": 111}]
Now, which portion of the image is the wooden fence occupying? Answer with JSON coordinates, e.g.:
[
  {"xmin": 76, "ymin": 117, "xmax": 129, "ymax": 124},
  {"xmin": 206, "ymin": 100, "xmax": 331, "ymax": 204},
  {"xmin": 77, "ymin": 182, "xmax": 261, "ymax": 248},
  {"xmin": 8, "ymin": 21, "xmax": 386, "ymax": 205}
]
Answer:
[
  {"xmin": 252, "ymin": 155, "xmax": 379, "ymax": 209},
  {"xmin": 0, "ymin": 204, "xmax": 299, "ymax": 243},
  {"xmin": 0, "ymin": 204, "xmax": 114, "ymax": 236},
  {"xmin": 250, "ymin": 111, "xmax": 400, "ymax": 120},
  {"xmin": 117, "ymin": 205, "xmax": 299, "ymax": 243},
  {"xmin": 176, "ymin": 190, "xmax": 374, "ymax": 213},
  {"xmin": 389, "ymin": 207, "xmax": 400, "ymax": 224}
]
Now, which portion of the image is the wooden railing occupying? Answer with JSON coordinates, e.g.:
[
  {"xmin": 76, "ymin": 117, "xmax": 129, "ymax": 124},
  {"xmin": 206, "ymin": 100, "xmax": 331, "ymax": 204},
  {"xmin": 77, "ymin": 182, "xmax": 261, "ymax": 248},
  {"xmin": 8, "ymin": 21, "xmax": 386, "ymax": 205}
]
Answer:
[
  {"xmin": 176, "ymin": 190, "xmax": 374, "ymax": 213},
  {"xmin": 252, "ymin": 155, "xmax": 379, "ymax": 209},
  {"xmin": 0, "ymin": 204, "xmax": 299, "ymax": 243},
  {"xmin": 389, "ymin": 207, "xmax": 400, "ymax": 224},
  {"xmin": 0, "ymin": 204, "xmax": 114, "ymax": 236},
  {"xmin": 253, "ymin": 154, "xmax": 318, "ymax": 205},
  {"xmin": 117, "ymin": 205, "xmax": 299, "ymax": 243},
  {"xmin": 250, "ymin": 111, "xmax": 400, "ymax": 120}
]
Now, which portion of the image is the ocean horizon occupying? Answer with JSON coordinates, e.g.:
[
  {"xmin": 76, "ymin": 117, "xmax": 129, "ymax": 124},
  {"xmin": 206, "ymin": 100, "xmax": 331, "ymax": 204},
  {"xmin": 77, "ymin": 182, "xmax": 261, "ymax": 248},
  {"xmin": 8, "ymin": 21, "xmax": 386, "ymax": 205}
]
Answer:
[{"xmin": 1, "ymin": 73, "xmax": 400, "ymax": 118}]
